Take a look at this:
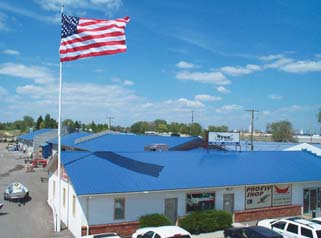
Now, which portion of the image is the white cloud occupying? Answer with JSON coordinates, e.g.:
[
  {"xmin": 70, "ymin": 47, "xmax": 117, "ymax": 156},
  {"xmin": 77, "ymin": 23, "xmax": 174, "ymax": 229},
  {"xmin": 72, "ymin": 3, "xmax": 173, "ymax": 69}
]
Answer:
[
  {"xmin": 0, "ymin": 63, "xmax": 55, "ymax": 84},
  {"xmin": 278, "ymin": 105, "xmax": 304, "ymax": 112},
  {"xmin": 280, "ymin": 60, "xmax": 321, "ymax": 73},
  {"xmin": 264, "ymin": 57, "xmax": 294, "ymax": 69},
  {"xmin": 259, "ymin": 54, "xmax": 284, "ymax": 61},
  {"xmin": 269, "ymin": 94, "xmax": 282, "ymax": 100},
  {"xmin": 0, "ymin": 86, "xmax": 8, "ymax": 98},
  {"xmin": 194, "ymin": 94, "xmax": 221, "ymax": 102},
  {"xmin": 3, "ymin": 49, "xmax": 20, "ymax": 55},
  {"xmin": 0, "ymin": 12, "xmax": 9, "ymax": 31},
  {"xmin": 177, "ymin": 98, "xmax": 204, "ymax": 108},
  {"xmin": 176, "ymin": 61, "xmax": 197, "ymax": 69},
  {"xmin": 220, "ymin": 64, "xmax": 261, "ymax": 76},
  {"xmin": 36, "ymin": 0, "xmax": 122, "ymax": 16},
  {"xmin": 216, "ymin": 104, "xmax": 243, "ymax": 113},
  {"xmin": 216, "ymin": 86, "xmax": 230, "ymax": 94},
  {"xmin": 176, "ymin": 71, "xmax": 230, "ymax": 85},
  {"xmin": 123, "ymin": 80, "xmax": 134, "ymax": 86}
]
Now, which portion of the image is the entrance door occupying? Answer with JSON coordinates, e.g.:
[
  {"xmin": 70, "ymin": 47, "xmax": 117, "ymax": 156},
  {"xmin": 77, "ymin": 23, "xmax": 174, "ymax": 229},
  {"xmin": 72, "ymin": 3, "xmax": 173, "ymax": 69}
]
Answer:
[
  {"xmin": 303, "ymin": 189, "xmax": 310, "ymax": 213},
  {"xmin": 165, "ymin": 198, "xmax": 177, "ymax": 224},
  {"xmin": 223, "ymin": 194, "xmax": 234, "ymax": 213},
  {"xmin": 303, "ymin": 188, "xmax": 319, "ymax": 213}
]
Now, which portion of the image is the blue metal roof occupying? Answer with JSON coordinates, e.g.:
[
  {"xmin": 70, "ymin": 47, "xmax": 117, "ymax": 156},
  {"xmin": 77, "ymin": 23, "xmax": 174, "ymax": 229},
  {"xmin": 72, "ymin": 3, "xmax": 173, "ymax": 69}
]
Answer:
[
  {"xmin": 71, "ymin": 134, "xmax": 202, "ymax": 152},
  {"xmin": 47, "ymin": 132, "xmax": 91, "ymax": 148},
  {"xmin": 61, "ymin": 150, "xmax": 321, "ymax": 196},
  {"xmin": 18, "ymin": 128, "xmax": 56, "ymax": 141}
]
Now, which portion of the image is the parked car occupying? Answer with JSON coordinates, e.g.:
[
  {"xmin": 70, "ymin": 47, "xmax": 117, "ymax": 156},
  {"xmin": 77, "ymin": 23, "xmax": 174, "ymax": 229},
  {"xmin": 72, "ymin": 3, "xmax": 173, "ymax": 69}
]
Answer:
[
  {"xmin": 4, "ymin": 182, "xmax": 29, "ymax": 201},
  {"xmin": 224, "ymin": 226, "xmax": 283, "ymax": 238},
  {"xmin": 82, "ymin": 232, "xmax": 121, "ymax": 238},
  {"xmin": 132, "ymin": 226, "xmax": 192, "ymax": 238},
  {"xmin": 257, "ymin": 217, "xmax": 321, "ymax": 238},
  {"xmin": 311, "ymin": 217, "xmax": 321, "ymax": 225},
  {"xmin": 0, "ymin": 203, "xmax": 3, "ymax": 210}
]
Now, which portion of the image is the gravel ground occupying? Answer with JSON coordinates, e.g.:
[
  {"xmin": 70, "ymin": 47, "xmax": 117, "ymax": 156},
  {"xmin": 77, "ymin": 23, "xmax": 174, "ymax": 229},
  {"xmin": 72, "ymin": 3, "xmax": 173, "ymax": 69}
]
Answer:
[{"xmin": 0, "ymin": 143, "xmax": 73, "ymax": 238}]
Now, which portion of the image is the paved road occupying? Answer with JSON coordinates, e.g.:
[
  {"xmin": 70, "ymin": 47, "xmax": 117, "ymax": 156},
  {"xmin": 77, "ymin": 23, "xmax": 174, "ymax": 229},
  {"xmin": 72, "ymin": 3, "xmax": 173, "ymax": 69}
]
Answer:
[{"xmin": 0, "ymin": 143, "xmax": 73, "ymax": 238}]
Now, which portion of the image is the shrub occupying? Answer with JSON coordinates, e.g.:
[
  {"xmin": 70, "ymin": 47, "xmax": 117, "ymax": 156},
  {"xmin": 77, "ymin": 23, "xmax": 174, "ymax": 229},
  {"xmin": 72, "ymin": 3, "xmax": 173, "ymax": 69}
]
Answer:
[
  {"xmin": 179, "ymin": 210, "xmax": 232, "ymax": 234},
  {"xmin": 139, "ymin": 213, "xmax": 172, "ymax": 228}
]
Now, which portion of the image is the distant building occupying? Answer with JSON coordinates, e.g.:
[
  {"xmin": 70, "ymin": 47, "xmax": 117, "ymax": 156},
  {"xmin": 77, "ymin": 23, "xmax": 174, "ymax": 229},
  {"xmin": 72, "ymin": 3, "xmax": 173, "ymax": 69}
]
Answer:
[{"xmin": 18, "ymin": 128, "xmax": 57, "ymax": 158}]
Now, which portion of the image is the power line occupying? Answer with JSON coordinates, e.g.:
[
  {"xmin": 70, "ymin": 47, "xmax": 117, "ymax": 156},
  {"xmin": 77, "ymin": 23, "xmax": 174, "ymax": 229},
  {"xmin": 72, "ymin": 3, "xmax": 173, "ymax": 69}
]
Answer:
[{"xmin": 245, "ymin": 109, "xmax": 259, "ymax": 151}]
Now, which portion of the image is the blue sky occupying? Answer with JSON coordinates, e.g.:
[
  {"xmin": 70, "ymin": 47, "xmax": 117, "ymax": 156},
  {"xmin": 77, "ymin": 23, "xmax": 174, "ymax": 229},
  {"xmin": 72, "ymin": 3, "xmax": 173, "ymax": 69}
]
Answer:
[{"xmin": 0, "ymin": 0, "xmax": 321, "ymax": 133}]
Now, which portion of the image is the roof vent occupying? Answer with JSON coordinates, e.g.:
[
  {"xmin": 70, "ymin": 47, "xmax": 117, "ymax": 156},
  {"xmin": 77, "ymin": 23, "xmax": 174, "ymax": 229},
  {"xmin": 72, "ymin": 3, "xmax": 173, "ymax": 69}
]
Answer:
[{"xmin": 144, "ymin": 144, "xmax": 168, "ymax": 152}]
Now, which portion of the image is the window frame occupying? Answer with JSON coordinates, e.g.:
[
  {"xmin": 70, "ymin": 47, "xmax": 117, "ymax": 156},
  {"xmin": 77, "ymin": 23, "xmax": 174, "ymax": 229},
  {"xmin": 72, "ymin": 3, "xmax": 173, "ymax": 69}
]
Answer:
[
  {"xmin": 301, "ymin": 227, "xmax": 313, "ymax": 238},
  {"xmin": 114, "ymin": 198, "xmax": 125, "ymax": 220},
  {"xmin": 72, "ymin": 195, "xmax": 76, "ymax": 217},
  {"xmin": 286, "ymin": 223, "xmax": 299, "ymax": 234}
]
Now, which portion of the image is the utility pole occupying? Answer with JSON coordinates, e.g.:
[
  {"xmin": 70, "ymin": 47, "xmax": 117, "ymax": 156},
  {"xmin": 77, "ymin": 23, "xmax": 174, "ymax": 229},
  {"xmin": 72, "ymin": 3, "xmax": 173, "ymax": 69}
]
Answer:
[
  {"xmin": 191, "ymin": 110, "xmax": 194, "ymax": 124},
  {"xmin": 245, "ymin": 109, "xmax": 259, "ymax": 151},
  {"xmin": 106, "ymin": 116, "xmax": 114, "ymax": 130}
]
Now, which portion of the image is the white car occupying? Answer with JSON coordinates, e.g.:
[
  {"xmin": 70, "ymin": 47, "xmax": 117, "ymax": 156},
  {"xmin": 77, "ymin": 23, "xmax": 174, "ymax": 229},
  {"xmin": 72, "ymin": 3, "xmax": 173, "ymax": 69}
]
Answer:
[
  {"xmin": 82, "ymin": 232, "xmax": 121, "ymax": 238},
  {"xmin": 257, "ymin": 217, "xmax": 321, "ymax": 238},
  {"xmin": 311, "ymin": 217, "xmax": 321, "ymax": 225},
  {"xmin": 132, "ymin": 226, "xmax": 192, "ymax": 238}
]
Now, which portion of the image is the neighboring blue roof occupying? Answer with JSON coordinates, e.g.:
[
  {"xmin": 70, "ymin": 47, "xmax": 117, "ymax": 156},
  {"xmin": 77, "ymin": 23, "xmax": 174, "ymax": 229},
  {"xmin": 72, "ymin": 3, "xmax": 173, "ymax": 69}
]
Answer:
[
  {"xmin": 18, "ymin": 128, "xmax": 55, "ymax": 141},
  {"xmin": 61, "ymin": 150, "xmax": 321, "ymax": 196},
  {"xmin": 47, "ymin": 132, "xmax": 91, "ymax": 148},
  {"xmin": 71, "ymin": 134, "xmax": 202, "ymax": 152}
]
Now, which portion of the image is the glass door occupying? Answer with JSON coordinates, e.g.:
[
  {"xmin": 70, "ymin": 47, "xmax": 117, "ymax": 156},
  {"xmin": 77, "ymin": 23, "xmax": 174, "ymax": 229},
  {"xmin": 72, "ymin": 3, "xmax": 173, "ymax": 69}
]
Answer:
[{"xmin": 303, "ymin": 188, "xmax": 320, "ymax": 213}]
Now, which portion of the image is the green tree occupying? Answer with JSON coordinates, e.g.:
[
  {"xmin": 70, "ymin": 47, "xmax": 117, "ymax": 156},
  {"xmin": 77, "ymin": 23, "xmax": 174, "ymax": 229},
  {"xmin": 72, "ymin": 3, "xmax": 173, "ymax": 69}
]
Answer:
[
  {"xmin": 154, "ymin": 119, "xmax": 168, "ymax": 133},
  {"xmin": 179, "ymin": 123, "xmax": 190, "ymax": 135},
  {"xmin": 74, "ymin": 120, "xmax": 81, "ymax": 131},
  {"xmin": 130, "ymin": 121, "xmax": 150, "ymax": 134},
  {"xmin": 36, "ymin": 116, "xmax": 43, "ymax": 130},
  {"xmin": 22, "ymin": 116, "xmax": 35, "ymax": 132},
  {"xmin": 63, "ymin": 119, "xmax": 75, "ymax": 132},
  {"xmin": 190, "ymin": 123, "xmax": 202, "ymax": 136},
  {"xmin": 90, "ymin": 121, "xmax": 97, "ymax": 132},
  {"xmin": 208, "ymin": 125, "xmax": 229, "ymax": 132},
  {"xmin": 268, "ymin": 120, "xmax": 295, "ymax": 142},
  {"xmin": 168, "ymin": 122, "xmax": 180, "ymax": 134}
]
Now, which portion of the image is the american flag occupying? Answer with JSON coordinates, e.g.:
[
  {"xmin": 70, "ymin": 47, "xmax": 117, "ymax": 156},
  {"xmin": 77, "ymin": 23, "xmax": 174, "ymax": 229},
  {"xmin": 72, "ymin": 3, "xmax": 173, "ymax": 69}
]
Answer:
[{"xmin": 60, "ymin": 14, "xmax": 130, "ymax": 62}]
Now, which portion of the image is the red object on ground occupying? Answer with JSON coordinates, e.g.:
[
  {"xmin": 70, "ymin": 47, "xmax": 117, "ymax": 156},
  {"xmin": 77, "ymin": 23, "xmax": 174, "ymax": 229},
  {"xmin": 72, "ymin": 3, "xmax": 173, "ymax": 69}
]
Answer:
[{"xmin": 31, "ymin": 159, "xmax": 47, "ymax": 168}]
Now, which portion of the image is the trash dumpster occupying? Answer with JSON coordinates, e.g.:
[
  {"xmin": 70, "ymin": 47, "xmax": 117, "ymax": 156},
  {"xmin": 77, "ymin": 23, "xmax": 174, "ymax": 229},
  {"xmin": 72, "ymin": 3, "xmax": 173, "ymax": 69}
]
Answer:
[{"xmin": 312, "ymin": 210, "xmax": 316, "ymax": 218}]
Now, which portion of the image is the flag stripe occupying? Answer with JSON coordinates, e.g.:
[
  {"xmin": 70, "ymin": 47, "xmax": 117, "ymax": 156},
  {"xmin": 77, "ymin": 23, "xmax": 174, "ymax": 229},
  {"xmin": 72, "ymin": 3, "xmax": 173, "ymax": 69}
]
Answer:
[
  {"xmin": 60, "ymin": 40, "xmax": 126, "ymax": 54},
  {"xmin": 60, "ymin": 33, "xmax": 125, "ymax": 47},
  {"xmin": 60, "ymin": 15, "xmax": 129, "ymax": 62},
  {"xmin": 60, "ymin": 48, "xmax": 127, "ymax": 62},
  {"xmin": 78, "ymin": 24, "xmax": 125, "ymax": 34}
]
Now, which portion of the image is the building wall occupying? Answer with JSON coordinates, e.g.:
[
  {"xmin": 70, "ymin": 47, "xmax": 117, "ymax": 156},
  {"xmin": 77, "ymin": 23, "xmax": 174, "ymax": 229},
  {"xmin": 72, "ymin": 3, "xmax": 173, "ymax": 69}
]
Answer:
[
  {"xmin": 34, "ymin": 130, "xmax": 57, "ymax": 154},
  {"xmin": 48, "ymin": 175, "xmax": 321, "ymax": 237},
  {"xmin": 48, "ymin": 172, "xmax": 85, "ymax": 238}
]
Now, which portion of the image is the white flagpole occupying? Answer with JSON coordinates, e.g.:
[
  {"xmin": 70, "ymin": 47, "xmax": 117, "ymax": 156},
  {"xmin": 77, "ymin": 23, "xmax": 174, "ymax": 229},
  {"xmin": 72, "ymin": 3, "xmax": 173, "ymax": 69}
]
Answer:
[{"xmin": 56, "ymin": 5, "xmax": 64, "ymax": 233}]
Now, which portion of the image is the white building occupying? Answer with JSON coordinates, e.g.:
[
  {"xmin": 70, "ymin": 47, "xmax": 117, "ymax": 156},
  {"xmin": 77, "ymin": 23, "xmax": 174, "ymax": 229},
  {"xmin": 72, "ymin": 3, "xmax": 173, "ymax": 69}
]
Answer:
[{"xmin": 47, "ymin": 149, "xmax": 321, "ymax": 238}]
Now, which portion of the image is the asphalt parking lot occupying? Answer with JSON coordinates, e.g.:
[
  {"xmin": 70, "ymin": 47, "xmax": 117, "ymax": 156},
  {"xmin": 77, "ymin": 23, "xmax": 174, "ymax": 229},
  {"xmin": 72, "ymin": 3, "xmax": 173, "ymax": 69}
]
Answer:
[{"xmin": 0, "ymin": 143, "xmax": 73, "ymax": 238}]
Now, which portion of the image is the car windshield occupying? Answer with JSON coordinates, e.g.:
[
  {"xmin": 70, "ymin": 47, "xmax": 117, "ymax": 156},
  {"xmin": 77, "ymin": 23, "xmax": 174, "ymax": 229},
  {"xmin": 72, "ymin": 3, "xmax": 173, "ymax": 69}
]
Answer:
[{"xmin": 316, "ymin": 230, "xmax": 321, "ymax": 238}]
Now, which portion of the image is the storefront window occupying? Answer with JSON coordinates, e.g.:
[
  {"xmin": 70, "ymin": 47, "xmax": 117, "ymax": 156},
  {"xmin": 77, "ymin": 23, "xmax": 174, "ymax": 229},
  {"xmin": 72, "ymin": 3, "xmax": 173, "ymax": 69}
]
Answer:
[{"xmin": 186, "ymin": 192, "xmax": 215, "ymax": 212}]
